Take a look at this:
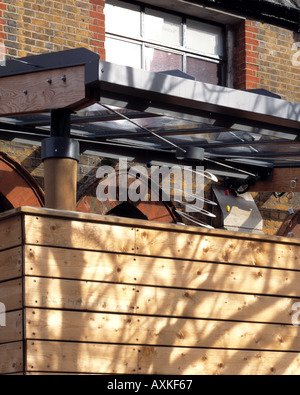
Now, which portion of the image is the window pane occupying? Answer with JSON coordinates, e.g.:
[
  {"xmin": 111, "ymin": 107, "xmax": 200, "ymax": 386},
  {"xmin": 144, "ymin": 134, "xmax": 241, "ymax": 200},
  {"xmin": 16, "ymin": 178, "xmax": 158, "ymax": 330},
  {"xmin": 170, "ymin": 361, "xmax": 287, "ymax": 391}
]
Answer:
[
  {"xmin": 105, "ymin": 0, "xmax": 141, "ymax": 38},
  {"xmin": 106, "ymin": 37, "xmax": 142, "ymax": 69},
  {"xmin": 145, "ymin": 47, "xmax": 183, "ymax": 73},
  {"xmin": 187, "ymin": 57, "xmax": 220, "ymax": 85},
  {"xmin": 186, "ymin": 20, "xmax": 223, "ymax": 56},
  {"xmin": 144, "ymin": 9, "xmax": 182, "ymax": 47}
]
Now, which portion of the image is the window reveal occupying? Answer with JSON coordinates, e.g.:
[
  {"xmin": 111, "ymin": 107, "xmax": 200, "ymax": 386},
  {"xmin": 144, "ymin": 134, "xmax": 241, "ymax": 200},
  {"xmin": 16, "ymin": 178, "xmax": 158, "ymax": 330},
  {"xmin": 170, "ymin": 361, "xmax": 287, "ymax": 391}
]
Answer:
[{"xmin": 105, "ymin": 0, "xmax": 225, "ymax": 85}]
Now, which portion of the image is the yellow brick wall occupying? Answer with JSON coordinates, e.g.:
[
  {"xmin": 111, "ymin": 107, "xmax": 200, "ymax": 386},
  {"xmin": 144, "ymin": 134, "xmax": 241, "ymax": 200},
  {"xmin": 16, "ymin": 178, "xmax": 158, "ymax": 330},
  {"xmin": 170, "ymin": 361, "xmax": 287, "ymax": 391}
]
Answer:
[
  {"xmin": 1, "ymin": 0, "xmax": 105, "ymax": 58},
  {"xmin": 252, "ymin": 192, "xmax": 300, "ymax": 236},
  {"xmin": 234, "ymin": 20, "xmax": 300, "ymax": 102},
  {"xmin": 253, "ymin": 24, "xmax": 300, "ymax": 235},
  {"xmin": 256, "ymin": 23, "xmax": 300, "ymax": 103},
  {"xmin": 0, "ymin": 0, "xmax": 106, "ymax": 206}
]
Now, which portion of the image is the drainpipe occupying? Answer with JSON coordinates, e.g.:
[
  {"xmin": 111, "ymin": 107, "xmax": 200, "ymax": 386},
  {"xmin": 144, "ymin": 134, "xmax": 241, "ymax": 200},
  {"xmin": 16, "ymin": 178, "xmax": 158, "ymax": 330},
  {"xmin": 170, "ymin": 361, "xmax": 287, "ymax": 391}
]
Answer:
[{"xmin": 41, "ymin": 109, "xmax": 79, "ymax": 211}]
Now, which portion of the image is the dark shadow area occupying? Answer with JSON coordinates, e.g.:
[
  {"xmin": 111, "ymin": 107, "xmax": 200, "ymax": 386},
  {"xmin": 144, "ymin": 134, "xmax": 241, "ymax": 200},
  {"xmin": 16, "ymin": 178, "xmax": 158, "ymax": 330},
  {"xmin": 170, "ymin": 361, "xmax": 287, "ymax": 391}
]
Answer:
[
  {"xmin": 0, "ymin": 193, "xmax": 13, "ymax": 213},
  {"xmin": 106, "ymin": 202, "xmax": 148, "ymax": 221}
]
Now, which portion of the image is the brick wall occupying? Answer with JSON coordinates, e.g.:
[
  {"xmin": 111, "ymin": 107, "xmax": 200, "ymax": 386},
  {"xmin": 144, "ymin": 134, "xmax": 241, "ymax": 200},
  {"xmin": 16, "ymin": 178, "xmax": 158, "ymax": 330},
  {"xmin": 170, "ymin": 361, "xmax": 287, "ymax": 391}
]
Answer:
[
  {"xmin": 0, "ymin": 0, "xmax": 105, "ymax": 59},
  {"xmin": 234, "ymin": 19, "xmax": 300, "ymax": 102},
  {"xmin": 234, "ymin": 19, "xmax": 300, "ymax": 235},
  {"xmin": 0, "ymin": 140, "xmax": 105, "ymax": 196},
  {"xmin": 234, "ymin": 20, "xmax": 260, "ymax": 90},
  {"xmin": 0, "ymin": 0, "xmax": 106, "ymax": 211},
  {"xmin": 0, "ymin": 1, "xmax": 299, "ymax": 234}
]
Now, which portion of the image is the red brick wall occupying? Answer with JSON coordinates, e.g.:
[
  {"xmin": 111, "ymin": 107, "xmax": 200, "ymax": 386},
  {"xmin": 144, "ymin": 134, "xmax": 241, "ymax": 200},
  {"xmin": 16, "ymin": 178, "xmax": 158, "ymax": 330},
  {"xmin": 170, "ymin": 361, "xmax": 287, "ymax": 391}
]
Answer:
[
  {"xmin": 0, "ymin": 0, "xmax": 105, "ymax": 59},
  {"xmin": 234, "ymin": 20, "xmax": 260, "ymax": 90}
]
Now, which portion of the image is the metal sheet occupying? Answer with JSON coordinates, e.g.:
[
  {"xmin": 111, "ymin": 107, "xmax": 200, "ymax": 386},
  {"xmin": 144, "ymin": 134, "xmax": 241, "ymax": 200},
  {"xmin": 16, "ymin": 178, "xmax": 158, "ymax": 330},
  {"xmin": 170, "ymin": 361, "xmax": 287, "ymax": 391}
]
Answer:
[{"xmin": 98, "ymin": 60, "xmax": 300, "ymax": 137}]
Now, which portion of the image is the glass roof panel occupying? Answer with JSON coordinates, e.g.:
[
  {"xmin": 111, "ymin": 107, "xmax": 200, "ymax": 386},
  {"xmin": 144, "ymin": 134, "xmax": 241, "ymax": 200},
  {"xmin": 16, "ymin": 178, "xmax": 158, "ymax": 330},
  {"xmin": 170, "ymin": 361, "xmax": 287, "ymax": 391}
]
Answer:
[{"xmin": 0, "ymin": 101, "xmax": 299, "ymax": 180}]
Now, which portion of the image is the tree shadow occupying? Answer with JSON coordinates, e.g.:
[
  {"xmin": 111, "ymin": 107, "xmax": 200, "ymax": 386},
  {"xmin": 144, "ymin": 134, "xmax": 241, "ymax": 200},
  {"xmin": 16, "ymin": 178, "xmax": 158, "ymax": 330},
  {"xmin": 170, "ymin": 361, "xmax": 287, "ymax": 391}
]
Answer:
[{"xmin": 23, "ymin": 206, "xmax": 300, "ymax": 375}]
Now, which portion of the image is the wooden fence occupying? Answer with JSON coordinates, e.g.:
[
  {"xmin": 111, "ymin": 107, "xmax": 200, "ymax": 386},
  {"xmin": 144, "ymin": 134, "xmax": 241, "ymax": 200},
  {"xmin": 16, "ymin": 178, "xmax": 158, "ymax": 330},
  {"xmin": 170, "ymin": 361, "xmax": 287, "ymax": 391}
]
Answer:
[{"xmin": 1, "ymin": 207, "xmax": 300, "ymax": 375}]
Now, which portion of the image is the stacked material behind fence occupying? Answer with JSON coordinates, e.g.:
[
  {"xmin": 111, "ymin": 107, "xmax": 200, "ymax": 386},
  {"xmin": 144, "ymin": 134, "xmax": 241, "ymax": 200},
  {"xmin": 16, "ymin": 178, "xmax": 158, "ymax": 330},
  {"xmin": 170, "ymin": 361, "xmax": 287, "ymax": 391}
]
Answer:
[{"xmin": 1, "ymin": 207, "xmax": 300, "ymax": 375}]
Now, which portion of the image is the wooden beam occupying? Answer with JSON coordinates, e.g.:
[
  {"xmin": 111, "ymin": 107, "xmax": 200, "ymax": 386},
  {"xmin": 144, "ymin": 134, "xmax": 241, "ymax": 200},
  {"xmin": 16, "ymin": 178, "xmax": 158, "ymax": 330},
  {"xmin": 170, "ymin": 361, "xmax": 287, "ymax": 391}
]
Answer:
[
  {"xmin": 0, "ymin": 65, "xmax": 95, "ymax": 116},
  {"xmin": 251, "ymin": 168, "xmax": 300, "ymax": 192}
]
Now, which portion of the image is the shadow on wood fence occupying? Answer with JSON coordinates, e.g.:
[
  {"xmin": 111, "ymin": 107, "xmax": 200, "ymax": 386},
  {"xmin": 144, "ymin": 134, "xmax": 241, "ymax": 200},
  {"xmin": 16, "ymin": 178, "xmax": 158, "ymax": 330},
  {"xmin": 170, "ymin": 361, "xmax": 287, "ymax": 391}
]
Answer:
[{"xmin": 1, "ymin": 207, "xmax": 300, "ymax": 374}]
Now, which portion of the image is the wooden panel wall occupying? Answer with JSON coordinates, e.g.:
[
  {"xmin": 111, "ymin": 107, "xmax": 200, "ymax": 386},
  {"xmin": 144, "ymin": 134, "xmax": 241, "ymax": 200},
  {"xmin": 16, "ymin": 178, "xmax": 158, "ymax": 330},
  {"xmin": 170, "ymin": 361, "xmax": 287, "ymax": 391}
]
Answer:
[
  {"xmin": 0, "ymin": 215, "xmax": 23, "ymax": 374},
  {"xmin": 2, "ymin": 208, "xmax": 300, "ymax": 375}
]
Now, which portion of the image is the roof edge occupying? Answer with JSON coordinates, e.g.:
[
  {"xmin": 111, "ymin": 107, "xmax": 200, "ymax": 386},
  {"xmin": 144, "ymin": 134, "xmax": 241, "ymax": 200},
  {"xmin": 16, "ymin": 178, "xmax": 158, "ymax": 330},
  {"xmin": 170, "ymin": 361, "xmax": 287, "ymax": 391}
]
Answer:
[{"xmin": 188, "ymin": 0, "xmax": 299, "ymax": 30}]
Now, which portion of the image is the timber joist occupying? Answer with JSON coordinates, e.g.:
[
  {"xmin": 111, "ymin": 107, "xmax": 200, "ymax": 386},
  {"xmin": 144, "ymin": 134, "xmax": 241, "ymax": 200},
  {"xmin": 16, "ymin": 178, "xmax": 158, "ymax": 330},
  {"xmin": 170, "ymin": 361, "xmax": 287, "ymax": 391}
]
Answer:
[
  {"xmin": 0, "ymin": 66, "xmax": 89, "ymax": 117},
  {"xmin": 0, "ymin": 48, "xmax": 100, "ymax": 117}
]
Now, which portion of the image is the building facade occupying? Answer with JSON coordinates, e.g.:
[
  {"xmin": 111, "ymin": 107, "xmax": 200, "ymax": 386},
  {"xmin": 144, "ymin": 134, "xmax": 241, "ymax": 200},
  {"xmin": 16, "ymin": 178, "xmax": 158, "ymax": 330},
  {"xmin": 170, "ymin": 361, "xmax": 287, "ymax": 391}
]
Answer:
[{"xmin": 0, "ymin": 0, "xmax": 299, "ymax": 235}]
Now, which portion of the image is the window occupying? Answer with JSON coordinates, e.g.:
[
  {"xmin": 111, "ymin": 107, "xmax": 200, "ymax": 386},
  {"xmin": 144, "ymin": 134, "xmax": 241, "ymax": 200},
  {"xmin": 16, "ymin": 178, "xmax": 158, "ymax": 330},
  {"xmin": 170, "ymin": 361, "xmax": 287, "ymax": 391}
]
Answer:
[{"xmin": 105, "ymin": 0, "xmax": 225, "ymax": 85}]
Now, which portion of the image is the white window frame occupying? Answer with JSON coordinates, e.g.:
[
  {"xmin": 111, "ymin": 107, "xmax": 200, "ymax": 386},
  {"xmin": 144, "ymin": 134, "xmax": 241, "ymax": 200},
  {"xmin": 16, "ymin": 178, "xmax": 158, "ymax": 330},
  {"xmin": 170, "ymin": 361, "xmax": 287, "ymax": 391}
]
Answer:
[{"xmin": 105, "ymin": 0, "xmax": 226, "ymax": 85}]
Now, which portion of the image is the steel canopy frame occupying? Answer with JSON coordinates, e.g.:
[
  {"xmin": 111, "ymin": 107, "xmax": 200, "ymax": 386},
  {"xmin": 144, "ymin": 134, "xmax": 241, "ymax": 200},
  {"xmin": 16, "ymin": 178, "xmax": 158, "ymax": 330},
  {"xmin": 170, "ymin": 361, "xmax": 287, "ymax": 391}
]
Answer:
[
  {"xmin": 97, "ymin": 60, "xmax": 300, "ymax": 139},
  {"xmin": 0, "ymin": 49, "xmax": 300, "ymax": 191}
]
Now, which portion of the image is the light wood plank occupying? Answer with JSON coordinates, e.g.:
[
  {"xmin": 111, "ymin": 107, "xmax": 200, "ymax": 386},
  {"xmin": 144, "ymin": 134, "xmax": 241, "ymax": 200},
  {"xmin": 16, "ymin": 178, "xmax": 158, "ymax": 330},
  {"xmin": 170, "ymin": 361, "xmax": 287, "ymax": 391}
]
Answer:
[
  {"xmin": 0, "ymin": 216, "xmax": 22, "ymax": 252},
  {"xmin": 25, "ymin": 340, "xmax": 300, "ymax": 375},
  {"xmin": 23, "ymin": 213, "xmax": 300, "ymax": 271},
  {"xmin": 23, "ymin": 277, "xmax": 296, "ymax": 324},
  {"xmin": 5, "ymin": 205, "xmax": 300, "ymax": 246},
  {"xmin": 25, "ymin": 308, "xmax": 300, "ymax": 352},
  {"xmin": 26, "ymin": 341, "xmax": 139, "ymax": 374},
  {"xmin": 0, "ymin": 247, "xmax": 22, "ymax": 282},
  {"xmin": 24, "ymin": 215, "xmax": 135, "ymax": 253},
  {"xmin": 0, "ymin": 310, "xmax": 23, "ymax": 344},
  {"xmin": 0, "ymin": 342, "xmax": 23, "ymax": 374},
  {"xmin": 24, "ymin": 245, "xmax": 300, "ymax": 297},
  {"xmin": 0, "ymin": 279, "xmax": 23, "ymax": 312},
  {"xmin": 137, "ymin": 346, "xmax": 300, "ymax": 375},
  {"xmin": 135, "ymin": 227, "xmax": 300, "ymax": 270}
]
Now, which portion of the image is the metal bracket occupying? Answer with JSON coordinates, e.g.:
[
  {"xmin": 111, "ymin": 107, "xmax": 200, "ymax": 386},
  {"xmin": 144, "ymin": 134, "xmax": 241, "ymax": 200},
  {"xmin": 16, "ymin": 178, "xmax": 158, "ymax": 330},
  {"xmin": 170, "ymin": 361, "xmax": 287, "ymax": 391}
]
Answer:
[{"xmin": 42, "ymin": 109, "xmax": 79, "ymax": 162}]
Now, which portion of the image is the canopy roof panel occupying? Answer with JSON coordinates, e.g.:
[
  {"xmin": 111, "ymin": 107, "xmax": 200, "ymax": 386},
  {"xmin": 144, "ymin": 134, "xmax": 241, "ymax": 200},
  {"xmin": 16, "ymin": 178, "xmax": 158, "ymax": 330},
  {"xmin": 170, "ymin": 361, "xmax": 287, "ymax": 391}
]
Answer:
[{"xmin": 0, "ymin": 49, "xmax": 300, "ymax": 184}]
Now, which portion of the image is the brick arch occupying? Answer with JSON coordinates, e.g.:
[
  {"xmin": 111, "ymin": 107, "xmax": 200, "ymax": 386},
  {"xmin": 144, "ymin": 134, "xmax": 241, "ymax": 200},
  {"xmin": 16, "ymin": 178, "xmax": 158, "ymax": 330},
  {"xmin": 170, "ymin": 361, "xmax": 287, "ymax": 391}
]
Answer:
[
  {"xmin": 0, "ymin": 152, "xmax": 44, "ymax": 210},
  {"xmin": 76, "ymin": 168, "xmax": 179, "ymax": 224}
]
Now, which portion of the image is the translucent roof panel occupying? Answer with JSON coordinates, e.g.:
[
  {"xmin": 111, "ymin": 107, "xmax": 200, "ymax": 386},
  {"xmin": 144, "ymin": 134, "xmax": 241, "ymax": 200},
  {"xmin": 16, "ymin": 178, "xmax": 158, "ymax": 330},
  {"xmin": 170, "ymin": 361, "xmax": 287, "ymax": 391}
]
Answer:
[{"xmin": 0, "ymin": 57, "xmax": 300, "ymax": 181}]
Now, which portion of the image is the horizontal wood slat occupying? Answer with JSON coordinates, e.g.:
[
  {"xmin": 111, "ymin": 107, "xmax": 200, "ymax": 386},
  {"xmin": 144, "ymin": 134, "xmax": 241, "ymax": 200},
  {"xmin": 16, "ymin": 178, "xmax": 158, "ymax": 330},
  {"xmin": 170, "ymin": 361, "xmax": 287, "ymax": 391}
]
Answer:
[
  {"xmin": 24, "ymin": 215, "xmax": 135, "ymax": 253},
  {"xmin": 135, "ymin": 228, "xmax": 300, "ymax": 269},
  {"xmin": 23, "ymin": 276, "xmax": 296, "ymax": 325},
  {"xmin": 0, "ymin": 279, "xmax": 23, "ymax": 312},
  {"xmin": 22, "ymin": 213, "xmax": 300, "ymax": 271},
  {"xmin": 25, "ymin": 340, "xmax": 300, "ymax": 375},
  {"xmin": 26, "ymin": 341, "xmax": 138, "ymax": 374},
  {"xmin": 0, "ymin": 342, "xmax": 23, "ymax": 374},
  {"xmin": 0, "ymin": 310, "xmax": 23, "ymax": 344},
  {"xmin": 0, "ymin": 216, "xmax": 22, "ymax": 252},
  {"xmin": 0, "ymin": 247, "xmax": 22, "ymax": 282},
  {"xmin": 24, "ymin": 245, "xmax": 300, "ymax": 297},
  {"xmin": 24, "ymin": 308, "xmax": 300, "ymax": 352}
]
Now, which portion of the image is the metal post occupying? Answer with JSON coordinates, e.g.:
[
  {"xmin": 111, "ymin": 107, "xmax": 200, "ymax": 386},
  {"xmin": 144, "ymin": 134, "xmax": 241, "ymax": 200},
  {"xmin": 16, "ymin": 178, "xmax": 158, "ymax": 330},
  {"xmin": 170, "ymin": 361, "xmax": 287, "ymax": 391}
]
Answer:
[{"xmin": 42, "ymin": 109, "xmax": 79, "ymax": 211}]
